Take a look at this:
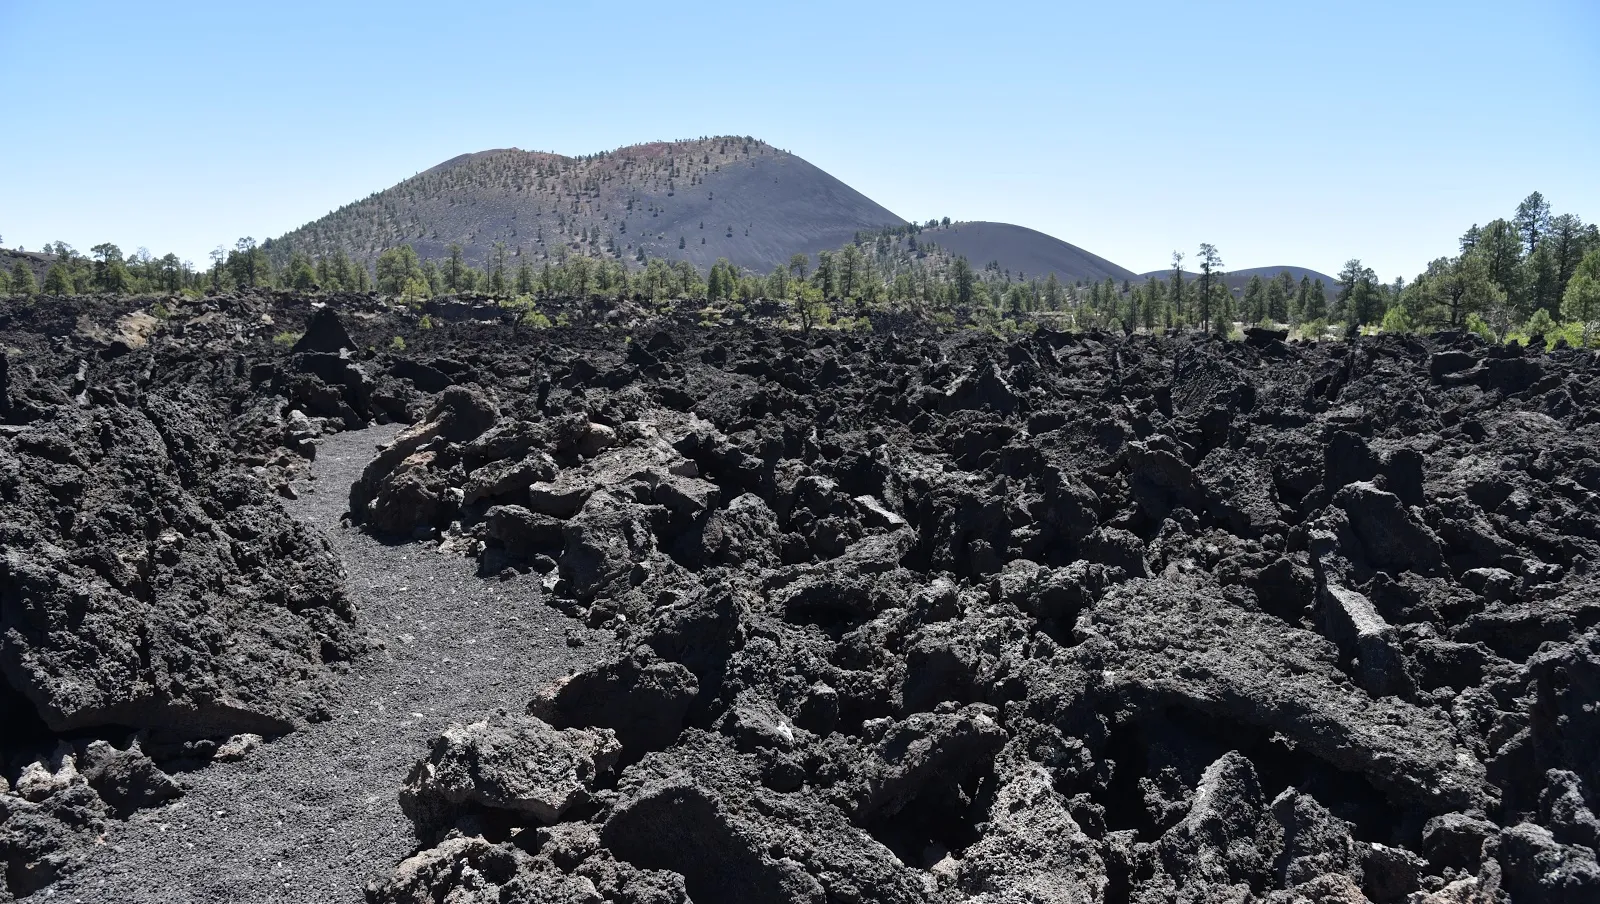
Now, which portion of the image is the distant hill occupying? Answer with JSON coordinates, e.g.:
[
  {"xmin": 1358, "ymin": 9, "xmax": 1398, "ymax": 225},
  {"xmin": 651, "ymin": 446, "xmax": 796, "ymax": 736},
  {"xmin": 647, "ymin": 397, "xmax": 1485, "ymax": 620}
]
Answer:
[
  {"xmin": 1139, "ymin": 265, "xmax": 1340, "ymax": 298},
  {"xmin": 916, "ymin": 222, "xmax": 1139, "ymax": 285},
  {"xmin": 0, "ymin": 248, "xmax": 53, "ymax": 286},
  {"xmin": 267, "ymin": 137, "xmax": 908, "ymax": 274}
]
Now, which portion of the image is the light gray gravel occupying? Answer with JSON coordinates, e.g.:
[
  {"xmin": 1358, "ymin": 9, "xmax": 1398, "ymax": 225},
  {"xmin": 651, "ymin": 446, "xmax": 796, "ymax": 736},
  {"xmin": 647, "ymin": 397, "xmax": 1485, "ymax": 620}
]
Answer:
[{"xmin": 45, "ymin": 425, "xmax": 609, "ymax": 904}]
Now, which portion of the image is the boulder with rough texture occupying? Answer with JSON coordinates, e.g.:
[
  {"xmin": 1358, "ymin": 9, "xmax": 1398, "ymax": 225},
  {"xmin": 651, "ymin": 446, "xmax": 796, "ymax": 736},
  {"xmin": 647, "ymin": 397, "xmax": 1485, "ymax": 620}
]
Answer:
[
  {"xmin": 528, "ymin": 648, "xmax": 698, "ymax": 755},
  {"xmin": 400, "ymin": 714, "xmax": 620, "ymax": 841},
  {"xmin": 350, "ymin": 385, "xmax": 499, "ymax": 532},
  {"xmin": 601, "ymin": 732, "xmax": 934, "ymax": 904},
  {"xmin": 0, "ymin": 750, "xmax": 109, "ymax": 897},
  {"xmin": 365, "ymin": 835, "xmax": 607, "ymax": 904},
  {"xmin": 289, "ymin": 306, "xmax": 355, "ymax": 355},
  {"xmin": 954, "ymin": 764, "xmax": 1107, "ymax": 904},
  {"xmin": 1075, "ymin": 580, "xmax": 1486, "ymax": 814},
  {"xmin": 0, "ymin": 397, "xmax": 356, "ymax": 739},
  {"xmin": 1319, "ymin": 582, "xmax": 1414, "ymax": 697},
  {"xmin": 462, "ymin": 452, "xmax": 556, "ymax": 504},
  {"xmin": 1334, "ymin": 481, "xmax": 1445, "ymax": 573},
  {"xmin": 1493, "ymin": 822, "xmax": 1600, "ymax": 904},
  {"xmin": 75, "ymin": 739, "xmax": 182, "ymax": 816}
]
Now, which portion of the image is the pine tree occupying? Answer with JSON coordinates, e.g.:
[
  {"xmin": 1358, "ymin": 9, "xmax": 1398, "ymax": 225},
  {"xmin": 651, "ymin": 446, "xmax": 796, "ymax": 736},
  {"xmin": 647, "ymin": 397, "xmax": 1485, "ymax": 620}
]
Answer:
[
  {"xmin": 1196, "ymin": 244, "xmax": 1222, "ymax": 331},
  {"xmin": 1427, "ymin": 253, "xmax": 1501, "ymax": 327},
  {"xmin": 952, "ymin": 256, "xmax": 975, "ymax": 307},
  {"xmin": 1043, "ymin": 273, "xmax": 1065, "ymax": 311},
  {"xmin": 1142, "ymin": 278, "xmax": 1163, "ymax": 329},
  {"xmin": 1302, "ymin": 279, "xmax": 1328, "ymax": 323},
  {"xmin": 486, "ymin": 242, "xmax": 509, "ymax": 296},
  {"xmin": 1169, "ymin": 251, "xmax": 1186, "ymax": 326},
  {"xmin": 1211, "ymin": 280, "xmax": 1235, "ymax": 336},
  {"xmin": 375, "ymin": 245, "xmax": 426, "ymax": 298},
  {"xmin": 226, "ymin": 237, "xmax": 269, "ymax": 289},
  {"xmin": 1274, "ymin": 270, "xmax": 1296, "ymax": 301},
  {"xmin": 1120, "ymin": 284, "xmax": 1140, "ymax": 332},
  {"xmin": 1514, "ymin": 192, "xmax": 1551, "ymax": 258},
  {"xmin": 1563, "ymin": 248, "xmax": 1600, "ymax": 345},
  {"xmin": 286, "ymin": 252, "xmax": 318, "ymax": 290},
  {"xmin": 1288, "ymin": 277, "xmax": 1306, "ymax": 323},
  {"xmin": 1242, "ymin": 274, "xmax": 1266, "ymax": 324},
  {"xmin": 446, "ymin": 244, "xmax": 466, "ymax": 292},
  {"xmin": 1548, "ymin": 214, "xmax": 1591, "ymax": 303},
  {"xmin": 10, "ymin": 261, "xmax": 36, "ymax": 296},
  {"xmin": 1335, "ymin": 261, "xmax": 1380, "ymax": 326},
  {"xmin": 1476, "ymin": 219, "xmax": 1525, "ymax": 310},
  {"xmin": 707, "ymin": 259, "xmax": 737, "ymax": 301},
  {"xmin": 837, "ymin": 245, "xmax": 866, "ymax": 300},
  {"xmin": 1521, "ymin": 243, "xmax": 1558, "ymax": 319},
  {"xmin": 1264, "ymin": 278, "xmax": 1288, "ymax": 323},
  {"xmin": 1349, "ymin": 272, "xmax": 1384, "ymax": 327},
  {"xmin": 90, "ymin": 243, "xmax": 131, "ymax": 293},
  {"xmin": 813, "ymin": 250, "xmax": 837, "ymax": 299},
  {"xmin": 333, "ymin": 249, "xmax": 357, "ymax": 291},
  {"xmin": 44, "ymin": 262, "xmax": 74, "ymax": 295},
  {"xmin": 1335, "ymin": 259, "xmax": 1364, "ymax": 321}
]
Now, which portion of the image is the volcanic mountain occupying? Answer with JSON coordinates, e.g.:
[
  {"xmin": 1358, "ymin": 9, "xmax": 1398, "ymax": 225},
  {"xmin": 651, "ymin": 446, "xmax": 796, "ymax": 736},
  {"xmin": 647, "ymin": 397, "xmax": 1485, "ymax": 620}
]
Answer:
[
  {"xmin": 271, "ymin": 136, "xmax": 1330, "ymax": 288},
  {"xmin": 1139, "ymin": 265, "xmax": 1342, "ymax": 298},
  {"xmin": 913, "ymin": 221, "xmax": 1140, "ymax": 285},
  {"xmin": 266, "ymin": 137, "xmax": 909, "ymax": 275}
]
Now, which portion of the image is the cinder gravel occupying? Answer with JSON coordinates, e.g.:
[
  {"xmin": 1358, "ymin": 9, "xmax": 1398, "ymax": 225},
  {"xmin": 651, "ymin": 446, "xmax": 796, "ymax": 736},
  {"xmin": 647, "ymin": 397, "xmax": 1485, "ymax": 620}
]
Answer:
[{"xmin": 46, "ymin": 425, "xmax": 608, "ymax": 904}]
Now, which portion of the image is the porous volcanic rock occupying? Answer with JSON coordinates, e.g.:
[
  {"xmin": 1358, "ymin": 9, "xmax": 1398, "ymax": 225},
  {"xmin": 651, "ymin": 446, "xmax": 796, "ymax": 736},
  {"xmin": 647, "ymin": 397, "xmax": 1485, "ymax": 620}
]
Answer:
[
  {"xmin": 8, "ymin": 292, "xmax": 1600, "ymax": 902},
  {"xmin": 0, "ymin": 395, "xmax": 356, "ymax": 740},
  {"xmin": 360, "ymin": 320, "xmax": 1600, "ymax": 904}
]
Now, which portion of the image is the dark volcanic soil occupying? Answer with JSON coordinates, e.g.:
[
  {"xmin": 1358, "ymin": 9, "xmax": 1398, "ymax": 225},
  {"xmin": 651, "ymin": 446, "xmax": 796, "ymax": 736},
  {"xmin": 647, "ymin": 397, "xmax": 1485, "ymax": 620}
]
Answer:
[
  {"xmin": 5, "ymin": 292, "xmax": 1600, "ymax": 904},
  {"xmin": 34, "ymin": 425, "xmax": 608, "ymax": 903}
]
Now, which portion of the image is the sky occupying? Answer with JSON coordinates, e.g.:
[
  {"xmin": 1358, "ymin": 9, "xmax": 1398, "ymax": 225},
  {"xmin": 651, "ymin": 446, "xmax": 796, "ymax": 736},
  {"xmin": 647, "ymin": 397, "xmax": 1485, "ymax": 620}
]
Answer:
[{"xmin": 1, "ymin": 0, "xmax": 1596, "ymax": 281}]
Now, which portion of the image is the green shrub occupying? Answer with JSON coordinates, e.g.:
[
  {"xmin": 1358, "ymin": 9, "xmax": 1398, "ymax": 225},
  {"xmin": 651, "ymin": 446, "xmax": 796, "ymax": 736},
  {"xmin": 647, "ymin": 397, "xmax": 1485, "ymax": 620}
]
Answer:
[
  {"xmin": 1465, "ymin": 313, "xmax": 1496, "ymax": 343},
  {"xmin": 390, "ymin": 336, "xmax": 406, "ymax": 351},
  {"xmin": 1380, "ymin": 306, "xmax": 1412, "ymax": 334},
  {"xmin": 151, "ymin": 301, "xmax": 172, "ymax": 320},
  {"xmin": 419, "ymin": 314, "xmax": 434, "ymax": 330},
  {"xmin": 272, "ymin": 331, "xmax": 302, "ymax": 347},
  {"xmin": 1522, "ymin": 309, "xmax": 1556, "ymax": 340},
  {"xmin": 1297, "ymin": 318, "xmax": 1328, "ymax": 341},
  {"xmin": 1538, "ymin": 319, "xmax": 1588, "ymax": 348}
]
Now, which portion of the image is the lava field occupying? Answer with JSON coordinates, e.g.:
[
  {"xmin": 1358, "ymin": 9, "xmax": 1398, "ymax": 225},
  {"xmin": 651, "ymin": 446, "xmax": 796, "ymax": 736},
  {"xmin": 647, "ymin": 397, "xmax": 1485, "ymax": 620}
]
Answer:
[{"xmin": 3, "ymin": 292, "xmax": 1600, "ymax": 904}]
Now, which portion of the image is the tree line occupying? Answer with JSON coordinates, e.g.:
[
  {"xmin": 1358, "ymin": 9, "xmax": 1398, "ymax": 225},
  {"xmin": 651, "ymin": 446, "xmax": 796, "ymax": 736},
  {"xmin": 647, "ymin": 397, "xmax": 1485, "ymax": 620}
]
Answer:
[
  {"xmin": 0, "ymin": 238, "xmax": 375, "ymax": 297},
  {"xmin": 1396, "ymin": 193, "xmax": 1600, "ymax": 343},
  {"xmin": 2, "ymin": 242, "xmax": 199, "ymax": 297},
  {"xmin": 5, "ymin": 192, "xmax": 1596, "ymax": 345}
]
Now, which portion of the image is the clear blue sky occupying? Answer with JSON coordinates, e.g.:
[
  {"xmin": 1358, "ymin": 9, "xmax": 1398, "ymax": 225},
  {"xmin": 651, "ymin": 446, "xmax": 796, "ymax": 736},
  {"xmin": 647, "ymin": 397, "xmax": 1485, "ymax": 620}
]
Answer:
[{"xmin": 2, "ymin": 0, "xmax": 1596, "ymax": 280}]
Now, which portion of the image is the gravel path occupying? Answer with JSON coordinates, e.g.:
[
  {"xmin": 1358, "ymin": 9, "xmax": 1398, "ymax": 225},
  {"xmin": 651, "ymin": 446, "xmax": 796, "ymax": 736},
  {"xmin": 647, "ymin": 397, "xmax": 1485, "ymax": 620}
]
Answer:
[{"xmin": 46, "ymin": 425, "xmax": 609, "ymax": 904}]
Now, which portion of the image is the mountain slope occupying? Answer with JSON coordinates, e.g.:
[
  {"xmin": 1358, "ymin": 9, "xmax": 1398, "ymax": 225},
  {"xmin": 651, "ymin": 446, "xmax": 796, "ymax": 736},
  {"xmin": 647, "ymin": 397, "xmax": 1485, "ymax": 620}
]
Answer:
[
  {"xmin": 1139, "ymin": 265, "xmax": 1340, "ymax": 297},
  {"xmin": 0, "ymin": 248, "xmax": 53, "ymax": 286},
  {"xmin": 267, "ymin": 137, "xmax": 907, "ymax": 274},
  {"xmin": 916, "ymin": 222, "xmax": 1139, "ymax": 284}
]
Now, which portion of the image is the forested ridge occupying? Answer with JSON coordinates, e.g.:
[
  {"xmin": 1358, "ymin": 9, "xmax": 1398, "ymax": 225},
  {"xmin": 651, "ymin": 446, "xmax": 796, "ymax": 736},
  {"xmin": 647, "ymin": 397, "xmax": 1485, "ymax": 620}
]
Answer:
[{"xmin": 4, "ymin": 189, "xmax": 1597, "ymax": 345}]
